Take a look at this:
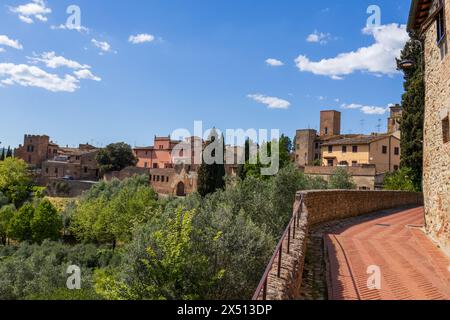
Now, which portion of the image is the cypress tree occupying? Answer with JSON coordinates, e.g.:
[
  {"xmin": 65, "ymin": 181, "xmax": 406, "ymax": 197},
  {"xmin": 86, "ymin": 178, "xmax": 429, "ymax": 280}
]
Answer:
[
  {"xmin": 6, "ymin": 146, "xmax": 12, "ymax": 158},
  {"xmin": 0, "ymin": 148, "xmax": 5, "ymax": 161},
  {"xmin": 396, "ymin": 34, "xmax": 425, "ymax": 191},
  {"xmin": 197, "ymin": 129, "xmax": 225, "ymax": 197}
]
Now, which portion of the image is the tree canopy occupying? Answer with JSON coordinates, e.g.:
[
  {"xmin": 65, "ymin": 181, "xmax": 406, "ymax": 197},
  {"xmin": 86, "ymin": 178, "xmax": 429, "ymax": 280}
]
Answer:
[{"xmin": 96, "ymin": 143, "xmax": 138, "ymax": 173}]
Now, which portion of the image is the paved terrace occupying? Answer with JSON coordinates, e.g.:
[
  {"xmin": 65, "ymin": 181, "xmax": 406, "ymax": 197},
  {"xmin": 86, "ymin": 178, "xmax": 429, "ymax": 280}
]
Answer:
[
  {"xmin": 253, "ymin": 192, "xmax": 448, "ymax": 301},
  {"xmin": 325, "ymin": 207, "xmax": 450, "ymax": 300}
]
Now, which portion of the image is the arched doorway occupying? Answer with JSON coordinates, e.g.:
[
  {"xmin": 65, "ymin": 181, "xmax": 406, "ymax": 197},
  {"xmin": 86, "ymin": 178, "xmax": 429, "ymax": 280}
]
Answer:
[{"xmin": 176, "ymin": 182, "xmax": 186, "ymax": 197}]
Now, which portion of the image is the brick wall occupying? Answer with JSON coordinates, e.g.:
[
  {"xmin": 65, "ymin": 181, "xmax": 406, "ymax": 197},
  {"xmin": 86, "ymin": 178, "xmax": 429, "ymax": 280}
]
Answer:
[{"xmin": 258, "ymin": 190, "xmax": 423, "ymax": 300}]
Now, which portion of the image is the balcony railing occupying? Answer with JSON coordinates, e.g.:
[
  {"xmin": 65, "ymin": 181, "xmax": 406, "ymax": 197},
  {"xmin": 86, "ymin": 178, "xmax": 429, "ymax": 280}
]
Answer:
[{"xmin": 252, "ymin": 193, "xmax": 304, "ymax": 300}]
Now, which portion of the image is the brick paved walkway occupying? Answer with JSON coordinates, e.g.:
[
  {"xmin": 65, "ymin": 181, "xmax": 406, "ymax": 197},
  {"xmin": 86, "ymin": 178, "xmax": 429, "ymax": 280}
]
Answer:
[{"xmin": 325, "ymin": 207, "xmax": 450, "ymax": 300}]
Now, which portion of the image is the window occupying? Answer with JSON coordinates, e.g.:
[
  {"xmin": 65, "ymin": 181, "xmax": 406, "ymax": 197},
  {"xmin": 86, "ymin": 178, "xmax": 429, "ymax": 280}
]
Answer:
[
  {"xmin": 352, "ymin": 146, "xmax": 358, "ymax": 153},
  {"xmin": 55, "ymin": 168, "xmax": 58, "ymax": 174},
  {"xmin": 342, "ymin": 146, "xmax": 347, "ymax": 153},
  {"xmin": 352, "ymin": 161, "xmax": 358, "ymax": 167},
  {"xmin": 382, "ymin": 146, "xmax": 388, "ymax": 154},
  {"xmin": 45, "ymin": 167, "xmax": 49, "ymax": 174},
  {"xmin": 437, "ymin": 8, "xmax": 446, "ymax": 46},
  {"xmin": 324, "ymin": 127, "xmax": 328, "ymax": 135},
  {"xmin": 394, "ymin": 165, "xmax": 399, "ymax": 171},
  {"xmin": 84, "ymin": 167, "xmax": 88, "ymax": 173},
  {"xmin": 153, "ymin": 163, "xmax": 158, "ymax": 169},
  {"xmin": 315, "ymin": 143, "xmax": 319, "ymax": 149},
  {"xmin": 328, "ymin": 146, "xmax": 333, "ymax": 153},
  {"xmin": 166, "ymin": 177, "xmax": 169, "ymax": 183},
  {"xmin": 144, "ymin": 162, "xmax": 148, "ymax": 168},
  {"xmin": 394, "ymin": 147, "xmax": 400, "ymax": 155},
  {"xmin": 443, "ymin": 116, "xmax": 449, "ymax": 144},
  {"xmin": 157, "ymin": 176, "xmax": 160, "ymax": 182},
  {"xmin": 327, "ymin": 159, "xmax": 334, "ymax": 167}
]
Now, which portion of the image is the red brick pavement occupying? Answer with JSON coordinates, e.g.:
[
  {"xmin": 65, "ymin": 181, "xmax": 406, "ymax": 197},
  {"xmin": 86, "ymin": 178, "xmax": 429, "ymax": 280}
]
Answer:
[{"xmin": 325, "ymin": 207, "xmax": 450, "ymax": 300}]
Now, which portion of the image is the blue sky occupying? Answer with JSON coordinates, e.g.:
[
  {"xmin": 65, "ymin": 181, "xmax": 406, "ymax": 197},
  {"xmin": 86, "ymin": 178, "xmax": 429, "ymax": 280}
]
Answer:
[{"xmin": 0, "ymin": 0, "xmax": 410, "ymax": 148}]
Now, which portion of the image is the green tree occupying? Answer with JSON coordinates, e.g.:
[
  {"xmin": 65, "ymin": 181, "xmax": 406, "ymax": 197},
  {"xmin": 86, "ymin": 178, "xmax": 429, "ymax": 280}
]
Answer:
[
  {"xmin": 383, "ymin": 167, "xmax": 416, "ymax": 192},
  {"xmin": 329, "ymin": 168, "xmax": 356, "ymax": 190},
  {"xmin": 9, "ymin": 203, "xmax": 34, "ymax": 242},
  {"xmin": 95, "ymin": 207, "xmax": 221, "ymax": 300},
  {"xmin": 30, "ymin": 200, "xmax": 62, "ymax": 243},
  {"xmin": 5, "ymin": 146, "xmax": 12, "ymax": 158},
  {"xmin": 70, "ymin": 175, "xmax": 158, "ymax": 248},
  {"xmin": 96, "ymin": 143, "xmax": 138, "ymax": 173},
  {"xmin": 396, "ymin": 35, "xmax": 424, "ymax": 191},
  {"xmin": 0, "ymin": 205, "xmax": 15, "ymax": 245},
  {"xmin": 0, "ymin": 158, "xmax": 33, "ymax": 207},
  {"xmin": 197, "ymin": 130, "xmax": 225, "ymax": 197},
  {"xmin": 0, "ymin": 148, "xmax": 5, "ymax": 161}
]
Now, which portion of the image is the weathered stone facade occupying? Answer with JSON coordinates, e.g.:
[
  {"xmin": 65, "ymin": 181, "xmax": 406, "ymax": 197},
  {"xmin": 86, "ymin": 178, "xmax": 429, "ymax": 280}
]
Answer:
[
  {"xmin": 304, "ymin": 165, "xmax": 385, "ymax": 190},
  {"xmin": 409, "ymin": 0, "xmax": 450, "ymax": 252}
]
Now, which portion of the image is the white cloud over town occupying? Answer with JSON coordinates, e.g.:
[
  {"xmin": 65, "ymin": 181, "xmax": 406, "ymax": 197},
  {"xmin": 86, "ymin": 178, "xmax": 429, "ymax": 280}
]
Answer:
[
  {"xmin": 51, "ymin": 24, "xmax": 90, "ymax": 33},
  {"xmin": 128, "ymin": 34, "xmax": 155, "ymax": 44},
  {"xmin": 247, "ymin": 94, "xmax": 291, "ymax": 109},
  {"xmin": 296, "ymin": 24, "xmax": 409, "ymax": 79},
  {"xmin": 0, "ymin": 35, "xmax": 23, "ymax": 50},
  {"xmin": 10, "ymin": 0, "xmax": 51, "ymax": 24},
  {"xmin": 91, "ymin": 39, "xmax": 114, "ymax": 54},
  {"xmin": 265, "ymin": 58, "xmax": 284, "ymax": 67},
  {"xmin": 306, "ymin": 30, "xmax": 332, "ymax": 45},
  {"xmin": 341, "ymin": 103, "xmax": 391, "ymax": 115},
  {"xmin": 0, "ymin": 63, "xmax": 79, "ymax": 92},
  {"xmin": 28, "ymin": 52, "xmax": 91, "ymax": 70},
  {"xmin": 74, "ymin": 69, "xmax": 101, "ymax": 81}
]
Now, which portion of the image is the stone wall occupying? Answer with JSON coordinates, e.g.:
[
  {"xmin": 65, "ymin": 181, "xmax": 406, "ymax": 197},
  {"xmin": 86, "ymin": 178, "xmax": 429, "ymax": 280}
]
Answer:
[
  {"xmin": 45, "ymin": 179, "xmax": 98, "ymax": 197},
  {"xmin": 258, "ymin": 190, "xmax": 423, "ymax": 300},
  {"xmin": 422, "ymin": 0, "xmax": 450, "ymax": 253}
]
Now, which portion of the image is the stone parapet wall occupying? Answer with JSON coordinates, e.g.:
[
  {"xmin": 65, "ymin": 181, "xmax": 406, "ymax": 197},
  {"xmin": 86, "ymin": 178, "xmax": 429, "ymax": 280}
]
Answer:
[
  {"xmin": 259, "ymin": 190, "xmax": 423, "ymax": 300},
  {"xmin": 301, "ymin": 190, "xmax": 423, "ymax": 226}
]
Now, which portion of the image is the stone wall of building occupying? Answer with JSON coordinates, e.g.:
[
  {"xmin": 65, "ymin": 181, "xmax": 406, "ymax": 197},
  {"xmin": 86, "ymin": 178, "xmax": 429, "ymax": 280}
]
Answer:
[
  {"xmin": 422, "ymin": 0, "xmax": 450, "ymax": 252},
  {"xmin": 257, "ymin": 190, "xmax": 423, "ymax": 300},
  {"xmin": 304, "ymin": 166, "xmax": 380, "ymax": 190}
]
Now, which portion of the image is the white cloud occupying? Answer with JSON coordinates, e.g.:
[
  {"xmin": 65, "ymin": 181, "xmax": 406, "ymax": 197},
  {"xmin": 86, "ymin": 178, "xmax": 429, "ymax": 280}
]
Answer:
[
  {"xmin": 0, "ymin": 35, "xmax": 23, "ymax": 50},
  {"xmin": 296, "ymin": 24, "xmax": 409, "ymax": 79},
  {"xmin": 91, "ymin": 39, "xmax": 114, "ymax": 54},
  {"xmin": 0, "ymin": 48, "xmax": 4, "ymax": 53},
  {"xmin": 306, "ymin": 30, "xmax": 331, "ymax": 45},
  {"xmin": 247, "ymin": 94, "xmax": 291, "ymax": 110},
  {"xmin": 74, "ymin": 69, "xmax": 101, "ymax": 81},
  {"xmin": 0, "ymin": 63, "xmax": 79, "ymax": 92},
  {"xmin": 265, "ymin": 58, "xmax": 284, "ymax": 67},
  {"xmin": 51, "ymin": 24, "xmax": 89, "ymax": 33},
  {"xmin": 341, "ymin": 103, "xmax": 390, "ymax": 115},
  {"xmin": 10, "ymin": 0, "xmax": 51, "ymax": 24},
  {"xmin": 28, "ymin": 52, "xmax": 91, "ymax": 70},
  {"xmin": 128, "ymin": 33, "xmax": 155, "ymax": 44}
]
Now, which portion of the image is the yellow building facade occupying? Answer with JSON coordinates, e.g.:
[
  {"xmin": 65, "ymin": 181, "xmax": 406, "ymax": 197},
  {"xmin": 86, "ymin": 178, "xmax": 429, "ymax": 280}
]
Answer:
[{"xmin": 321, "ymin": 135, "xmax": 400, "ymax": 174}]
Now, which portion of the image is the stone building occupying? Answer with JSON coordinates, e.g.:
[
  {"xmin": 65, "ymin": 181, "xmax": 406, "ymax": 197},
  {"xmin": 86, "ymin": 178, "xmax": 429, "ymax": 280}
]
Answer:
[
  {"xmin": 388, "ymin": 104, "xmax": 403, "ymax": 134},
  {"xmin": 295, "ymin": 110, "xmax": 401, "ymax": 174},
  {"xmin": 303, "ymin": 165, "xmax": 385, "ymax": 191},
  {"xmin": 14, "ymin": 135, "xmax": 59, "ymax": 168},
  {"xmin": 134, "ymin": 136, "xmax": 183, "ymax": 169},
  {"xmin": 321, "ymin": 135, "xmax": 401, "ymax": 173},
  {"xmin": 15, "ymin": 134, "xmax": 100, "ymax": 183},
  {"xmin": 41, "ymin": 148, "xmax": 100, "ymax": 182},
  {"xmin": 408, "ymin": 0, "xmax": 450, "ymax": 252}
]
